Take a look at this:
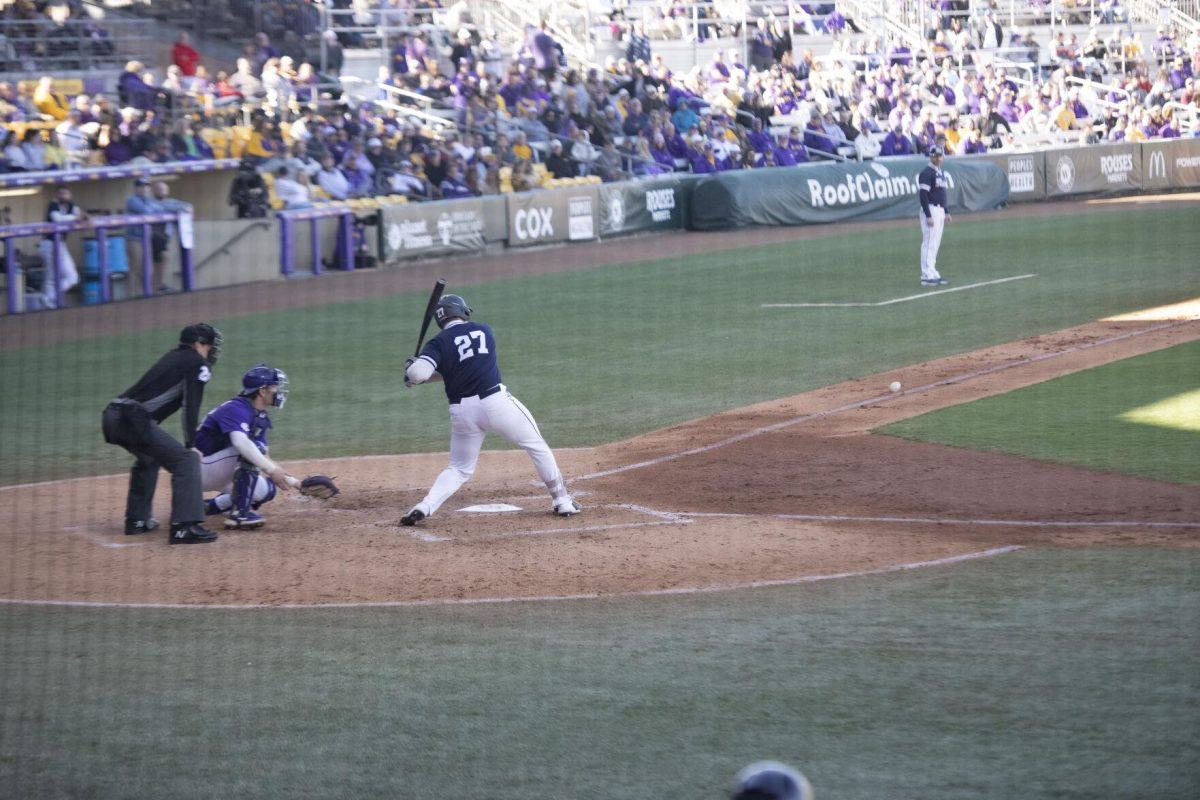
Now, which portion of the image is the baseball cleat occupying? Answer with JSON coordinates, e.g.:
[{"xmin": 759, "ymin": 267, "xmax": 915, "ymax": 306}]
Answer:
[
  {"xmin": 124, "ymin": 517, "xmax": 159, "ymax": 535},
  {"xmin": 168, "ymin": 522, "xmax": 218, "ymax": 544},
  {"xmin": 553, "ymin": 498, "xmax": 581, "ymax": 517},
  {"xmin": 225, "ymin": 511, "xmax": 265, "ymax": 530},
  {"xmin": 400, "ymin": 509, "xmax": 426, "ymax": 526}
]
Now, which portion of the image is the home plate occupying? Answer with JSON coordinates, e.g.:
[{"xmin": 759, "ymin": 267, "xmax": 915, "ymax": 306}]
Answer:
[{"xmin": 458, "ymin": 503, "xmax": 523, "ymax": 513}]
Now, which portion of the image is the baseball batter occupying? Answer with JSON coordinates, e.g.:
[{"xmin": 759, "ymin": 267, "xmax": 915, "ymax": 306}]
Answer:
[
  {"xmin": 400, "ymin": 294, "xmax": 579, "ymax": 526},
  {"xmin": 195, "ymin": 364, "xmax": 297, "ymax": 530},
  {"xmin": 918, "ymin": 144, "xmax": 950, "ymax": 287}
]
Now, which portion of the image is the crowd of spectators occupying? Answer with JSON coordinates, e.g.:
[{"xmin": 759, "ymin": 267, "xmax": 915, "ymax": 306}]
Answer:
[
  {"xmin": 0, "ymin": 2, "xmax": 1196, "ymax": 199},
  {"xmin": 0, "ymin": 1, "xmax": 117, "ymax": 71}
]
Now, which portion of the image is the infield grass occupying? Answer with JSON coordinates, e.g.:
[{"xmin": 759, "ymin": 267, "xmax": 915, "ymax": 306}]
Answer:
[
  {"xmin": 881, "ymin": 340, "xmax": 1200, "ymax": 484},
  {"xmin": 0, "ymin": 204, "xmax": 1197, "ymax": 484},
  {"xmin": 1, "ymin": 547, "xmax": 1197, "ymax": 799}
]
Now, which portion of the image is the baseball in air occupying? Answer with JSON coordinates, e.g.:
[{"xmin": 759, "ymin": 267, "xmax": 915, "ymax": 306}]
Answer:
[{"xmin": 889, "ymin": 381, "xmax": 902, "ymax": 393}]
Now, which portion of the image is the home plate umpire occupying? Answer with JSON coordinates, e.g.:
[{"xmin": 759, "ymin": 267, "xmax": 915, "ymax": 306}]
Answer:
[{"xmin": 101, "ymin": 323, "xmax": 223, "ymax": 544}]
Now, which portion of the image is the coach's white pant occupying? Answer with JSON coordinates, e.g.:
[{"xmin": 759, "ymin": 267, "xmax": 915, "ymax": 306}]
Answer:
[
  {"xmin": 414, "ymin": 387, "xmax": 568, "ymax": 516},
  {"xmin": 200, "ymin": 446, "xmax": 273, "ymax": 510},
  {"xmin": 37, "ymin": 239, "xmax": 79, "ymax": 304},
  {"xmin": 919, "ymin": 205, "xmax": 945, "ymax": 281}
]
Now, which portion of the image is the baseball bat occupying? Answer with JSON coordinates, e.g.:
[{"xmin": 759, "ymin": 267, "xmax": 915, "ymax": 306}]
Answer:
[{"xmin": 414, "ymin": 278, "xmax": 447, "ymax": 357}]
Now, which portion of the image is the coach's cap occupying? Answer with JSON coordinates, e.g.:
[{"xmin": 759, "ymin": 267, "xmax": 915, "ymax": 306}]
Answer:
[
  {"xmin": 929, "ymin": 144, "xmax": 945, "ymax": 157},
  {"xmin": 134, "ymin": 177, "xmax": 150, "ymax": 186}
]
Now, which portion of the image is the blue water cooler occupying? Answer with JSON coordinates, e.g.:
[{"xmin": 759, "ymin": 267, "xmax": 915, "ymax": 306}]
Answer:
[{"xmin": 82, "ymin": 235, "xmax": 129, "ymax": 305}]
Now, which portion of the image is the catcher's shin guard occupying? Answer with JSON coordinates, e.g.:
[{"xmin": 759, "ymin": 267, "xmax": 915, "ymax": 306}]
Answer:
[
  {"xmin": 252, "ymin": 479, "xmax": 276, "ymax": 510},
  {"xmin": 232, "ymin": 463, "xmax": 259, "ymax": 517}
]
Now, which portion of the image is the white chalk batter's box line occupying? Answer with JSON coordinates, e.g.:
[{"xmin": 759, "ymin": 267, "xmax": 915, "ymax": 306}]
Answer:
[
  {"xmin": 0, "ymin": 545, "xmax": 1026, "ymax": 610},
  {"xmin": 437, "ymin": 502, "xmax": 1200, "ymax": 543}
]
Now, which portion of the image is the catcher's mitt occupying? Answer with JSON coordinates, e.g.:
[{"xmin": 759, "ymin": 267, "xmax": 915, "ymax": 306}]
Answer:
[{"xmin": 299, "ymin": 475, "xmax": 340, "ymax": 499}]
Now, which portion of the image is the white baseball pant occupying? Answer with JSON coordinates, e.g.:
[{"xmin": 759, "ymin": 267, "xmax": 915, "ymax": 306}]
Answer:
[
  {"xmin": 919, "ymin": 205, "xmax": 945, "ymax": 282},
  {"xmin": 200, "ymin": 446, "xmax": 274, "ymax": 510},
  {"xmin": 412, "ymin": 386, "xmax": 569, "ymax": 516}
]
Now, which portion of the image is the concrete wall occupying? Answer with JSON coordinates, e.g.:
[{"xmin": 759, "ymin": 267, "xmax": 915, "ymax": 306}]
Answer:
[{"xmin": 189, "ymin": 216, "xmax": 345, "ymax": 290}]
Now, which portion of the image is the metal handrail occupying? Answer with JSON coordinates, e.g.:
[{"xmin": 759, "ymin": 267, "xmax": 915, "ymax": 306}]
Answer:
[
  {"xmin": 373, "ymin": 80, "xmax": 435, "ymax": 109},
  {"xmin": 371, "ymin": 95, "xmax": 458, "ymax": 133},
  {"xmin": 192, "ymin": 219, "xmax": 271, "ymax": 273},
  {"xmin": 1066, "ymin": 75, "xmax": 1131, "ymax": 101}
]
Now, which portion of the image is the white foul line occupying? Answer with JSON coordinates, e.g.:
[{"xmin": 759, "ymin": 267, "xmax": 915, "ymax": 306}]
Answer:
[
  {"xmin": 0, "ymin": 545, "xmax": 1023, "ymax": 610},
  {"xmin": 761, "ymin": 274, "xmax": 1037, "ymax": 308},
  {"xmin": 574, "ymin": 319, "xmax": 1191, "ymax": 482},
  {"xmin": 680, "ymin": 510, "xmax": 1200, "ymax": 529}
]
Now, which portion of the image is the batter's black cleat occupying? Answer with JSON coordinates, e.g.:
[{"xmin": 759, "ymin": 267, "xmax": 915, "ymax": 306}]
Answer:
[
  {"xmin": 124, "ymin": 517, "xmax": 160, "ymax": 535},
  {"xmin": 400, "ymin": 509, "xmax": 425, "ymax": 526},
  {"xmin": 168, "ymin": 521, "xmax": 218, "ymax": 544}
]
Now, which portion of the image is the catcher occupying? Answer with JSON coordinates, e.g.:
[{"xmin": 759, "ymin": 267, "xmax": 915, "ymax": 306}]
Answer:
[{"xmin": 195, "ymin": 363, "xmax": 338, "ymax": 530}]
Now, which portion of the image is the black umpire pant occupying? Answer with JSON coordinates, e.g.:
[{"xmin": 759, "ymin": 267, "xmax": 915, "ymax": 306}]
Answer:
[{"xmin": 101, "ymin": 401, "xmax": 203, "ymax": 524}]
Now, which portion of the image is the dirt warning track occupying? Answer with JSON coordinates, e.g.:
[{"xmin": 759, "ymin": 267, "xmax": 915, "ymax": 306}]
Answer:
[{"xmin": 3, "ymin": 314, "xmax": 1198, "ymax": 608}]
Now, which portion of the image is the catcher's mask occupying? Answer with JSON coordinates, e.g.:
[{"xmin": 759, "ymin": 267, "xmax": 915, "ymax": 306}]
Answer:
[
  {"xmin": 180, "ymin": 322, "xmax": 223, "ymax": 365},
  {"xmin": 434, "ymin": 294, "xmax": 472, "ymax": 328},
  {"xmin": 240, "ymin": 363, "xmax": 289, "ymax": 409}
]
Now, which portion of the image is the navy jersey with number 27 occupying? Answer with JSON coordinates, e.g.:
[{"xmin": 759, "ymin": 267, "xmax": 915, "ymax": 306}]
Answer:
[{"xmin": 417, "ymin": 321, "xmax": 502, "ymax": 403}]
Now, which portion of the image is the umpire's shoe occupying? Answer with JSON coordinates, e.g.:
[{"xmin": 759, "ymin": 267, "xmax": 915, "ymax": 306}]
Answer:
[
  {"xmin": 124, "ymin": 517, "xmax": 159, "ymax": 535},
  {"xmin": 400, "ymin": 508, "xmax": 425, "ymax": 526},
  {"xmin": 168, "ymin": 521, "xmax": 218, "ymax": 544}
]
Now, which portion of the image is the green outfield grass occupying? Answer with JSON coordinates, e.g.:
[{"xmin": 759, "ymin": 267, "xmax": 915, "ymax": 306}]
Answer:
[
  {"xmin": 1, "ymin": 205, "xmax": 1197, "ymax": 485},
  {"xmin": 881, "ymin": 340, "xmax": 1200, "ymax": 484},
  {"xmin": 1, "ymin": 547, "xmax": 1197, "ymax": 799}
]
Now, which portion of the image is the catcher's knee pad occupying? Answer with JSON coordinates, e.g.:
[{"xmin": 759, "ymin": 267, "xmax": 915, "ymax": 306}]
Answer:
[
  {"xmin": 252, "ymin": 476, "xmax": 276, "ymax": 510},
  {"xmin": 232, "ymin": 462, "xmax": 260, "ymax": 516}
]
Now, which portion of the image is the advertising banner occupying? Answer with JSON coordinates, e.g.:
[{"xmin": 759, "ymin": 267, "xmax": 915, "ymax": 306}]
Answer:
[
  {"xmin": 1044, "ymin": 142, "xmax": 1141, "ymax": 197},
  {"xmin": 506, "ymin": 186, "xmax": 598, "ymax": 246},
  {"xmin": 1141, "ymin": 138, "xmax": 1200, "ymax": 191},
  {"xmin": 379, "ymin": 199, "xmax": 487, "ymax": 262},
  {"xmin": 598, "ymin": 176, "xmax": 695, "ymax": 236},
  {"xmin": 973, "ymin": 151, "xmax": 1045, "ymax": 201},
  {"xmin": 690, "ymin": 157, "xmax": 1008, "ymax": 230}
]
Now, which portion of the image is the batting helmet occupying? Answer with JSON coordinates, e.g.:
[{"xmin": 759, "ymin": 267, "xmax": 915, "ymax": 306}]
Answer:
[
  {"xmin": 731, "ymin": 761, "xmax": 814, "ymax": 800},
  {"xmin": 180, "ymin": 323, "xmax": 223, "ymax": 365},
  {"xmin": 434, "ymin": 294, "xmax": 472, "ymax": 328},
  {"xmin": 240, "ymin": 363, "xmax": 289, "ymax": 408}
]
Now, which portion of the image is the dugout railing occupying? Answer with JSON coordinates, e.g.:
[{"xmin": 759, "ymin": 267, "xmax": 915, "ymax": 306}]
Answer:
[{"xmin": 1, "ymin": 210, "xmax": 194, "ymax": 315}]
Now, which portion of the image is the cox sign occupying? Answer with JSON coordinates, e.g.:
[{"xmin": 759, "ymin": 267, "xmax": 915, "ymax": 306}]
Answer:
[{"xmin": 513, "ymin": 206, "xmax": 555, "ymax": 241}]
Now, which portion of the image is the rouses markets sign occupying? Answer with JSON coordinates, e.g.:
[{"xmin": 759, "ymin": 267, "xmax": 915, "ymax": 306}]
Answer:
[
  {"xmin": 1045, "ymin": 143, "xmax": 1141, "ymax": 197},
  {"xmin": 599, "ymin": 178, "xmax": 691, "ymax": 236}
]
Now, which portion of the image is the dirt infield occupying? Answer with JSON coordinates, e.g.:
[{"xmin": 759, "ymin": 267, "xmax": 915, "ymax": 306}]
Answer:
[{"xmin": 3, "ymin": 315, "xmax": 1198, "ymax": 607}]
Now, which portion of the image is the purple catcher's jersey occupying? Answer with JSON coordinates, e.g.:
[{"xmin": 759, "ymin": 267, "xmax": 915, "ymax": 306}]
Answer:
[
  {"xmin": 194, "ymin": 396, "xmax": 272, "ymax": 456},
  {"xmin": 418, "ymin": 321, "xmax": 502, "ymax": 404}
]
